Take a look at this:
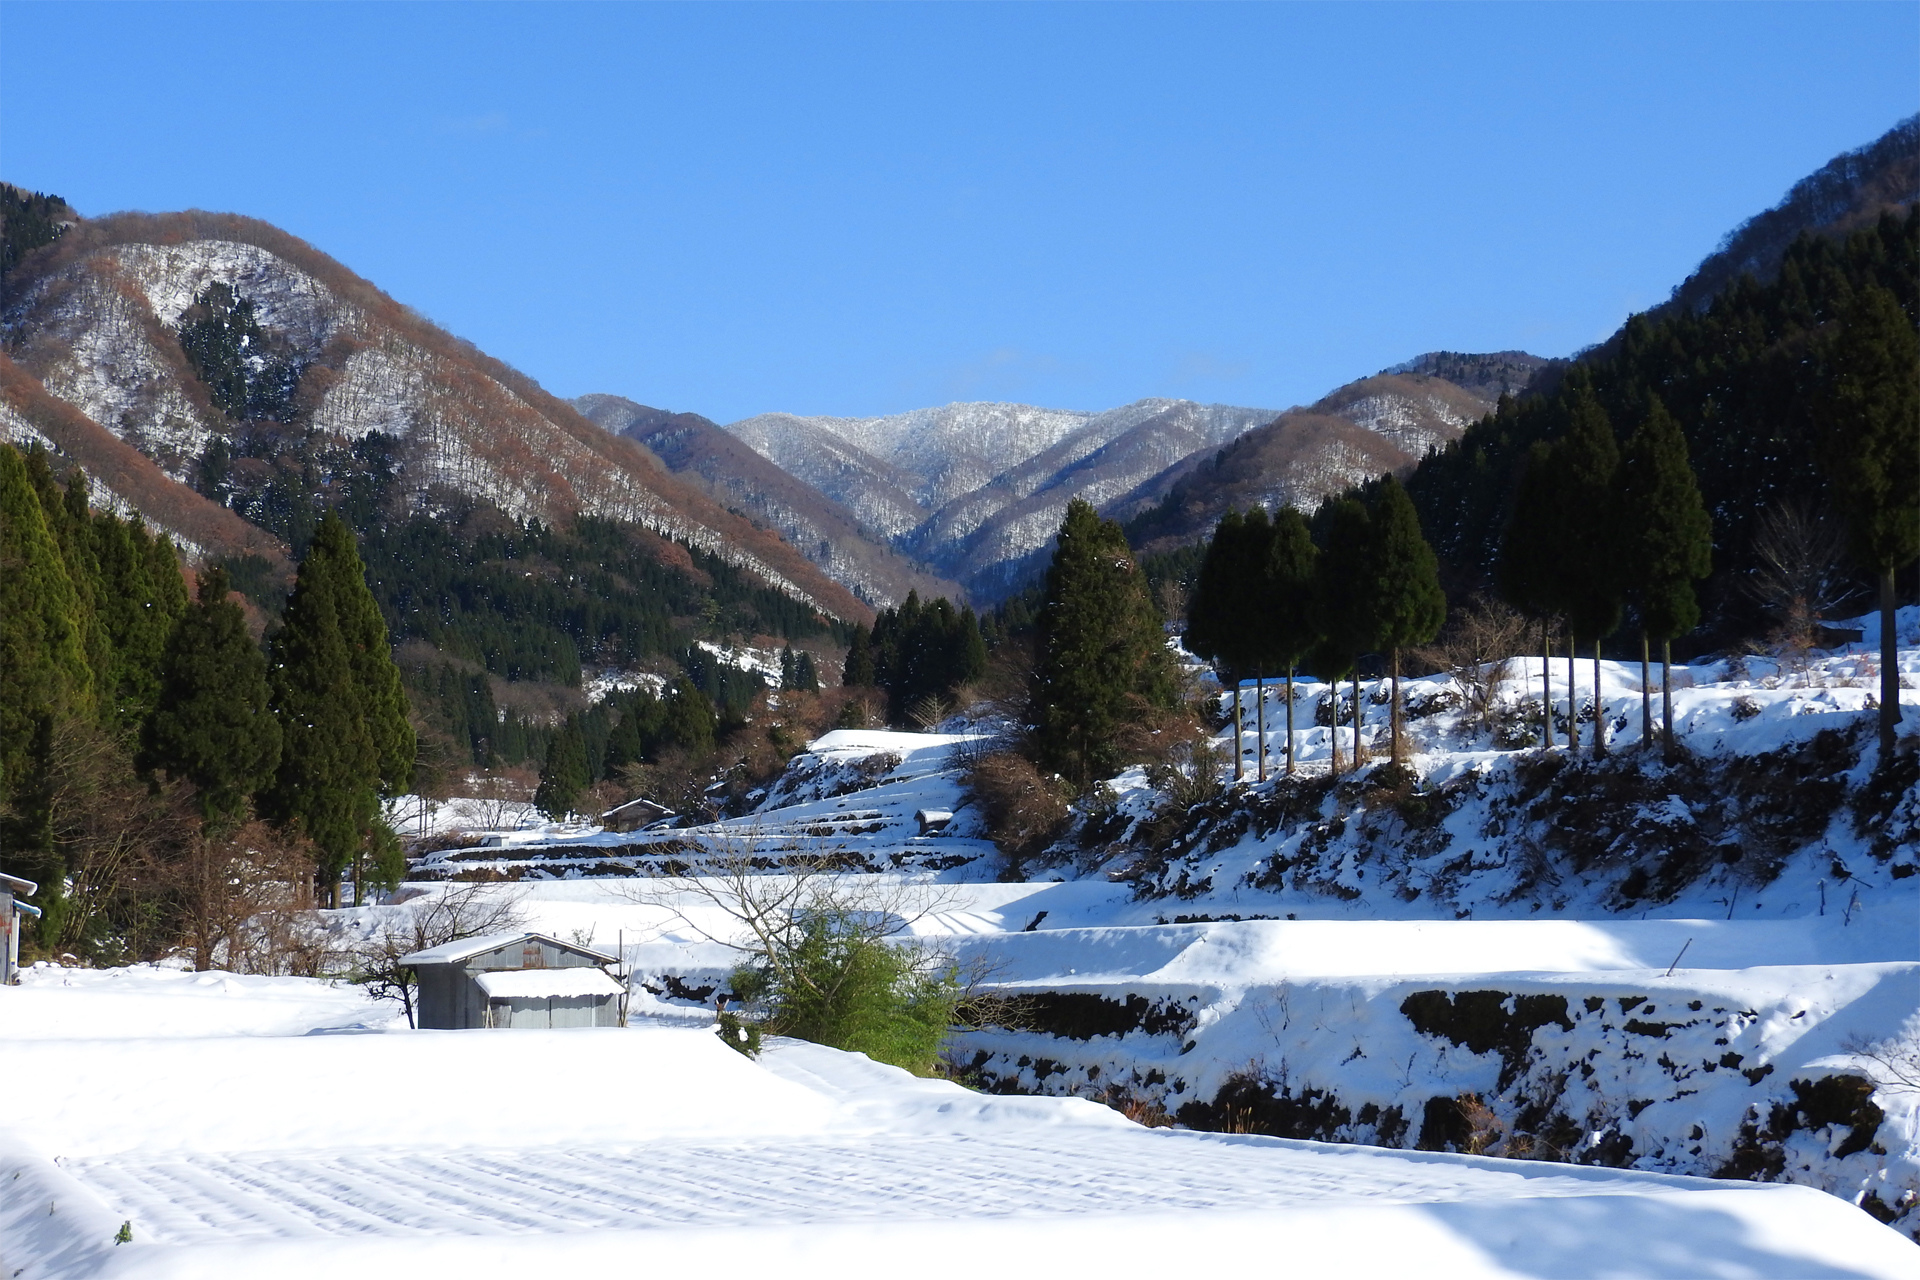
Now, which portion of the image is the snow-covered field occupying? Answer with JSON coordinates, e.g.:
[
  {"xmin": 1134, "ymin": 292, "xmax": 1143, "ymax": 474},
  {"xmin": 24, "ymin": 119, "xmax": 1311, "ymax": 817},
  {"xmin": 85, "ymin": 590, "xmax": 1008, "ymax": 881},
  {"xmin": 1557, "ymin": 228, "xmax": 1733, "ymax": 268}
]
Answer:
[
  {"xmin": 7, "ymin": 615, "xmax": 1916, "ymax": 1276},
  {"xmin": 5, "ymin": 965, "xmax": 1915, "ymax": 1280}
]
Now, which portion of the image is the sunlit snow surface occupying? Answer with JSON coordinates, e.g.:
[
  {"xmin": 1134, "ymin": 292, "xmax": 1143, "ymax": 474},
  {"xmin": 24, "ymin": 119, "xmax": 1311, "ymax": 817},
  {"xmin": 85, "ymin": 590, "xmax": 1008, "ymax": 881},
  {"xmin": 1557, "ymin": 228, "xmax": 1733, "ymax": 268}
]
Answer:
[{"xmin": 3, "ymin": 967, "xmax": 1914, "ymax": 1280}]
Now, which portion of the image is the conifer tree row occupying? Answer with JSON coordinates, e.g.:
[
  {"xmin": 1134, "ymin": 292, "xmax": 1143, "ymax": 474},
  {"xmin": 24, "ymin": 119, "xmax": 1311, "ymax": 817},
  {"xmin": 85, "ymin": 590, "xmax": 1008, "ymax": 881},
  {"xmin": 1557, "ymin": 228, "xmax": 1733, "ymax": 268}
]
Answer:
[
  {"xmin": 850, "ymin": 592, "xmax": 987, "ymax": 727},
  {"xmin": 1186, "ymin": 481, "xmax": 1442, "ymax": 780}
]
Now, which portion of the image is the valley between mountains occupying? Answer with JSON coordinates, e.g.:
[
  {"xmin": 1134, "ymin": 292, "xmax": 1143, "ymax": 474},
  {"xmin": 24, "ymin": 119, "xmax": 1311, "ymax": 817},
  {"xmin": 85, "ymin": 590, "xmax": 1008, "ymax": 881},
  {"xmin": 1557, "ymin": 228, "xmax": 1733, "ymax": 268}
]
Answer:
[{"xmin": 1, "ymin": 114, "xmax": 1916, "ymax": 1280}]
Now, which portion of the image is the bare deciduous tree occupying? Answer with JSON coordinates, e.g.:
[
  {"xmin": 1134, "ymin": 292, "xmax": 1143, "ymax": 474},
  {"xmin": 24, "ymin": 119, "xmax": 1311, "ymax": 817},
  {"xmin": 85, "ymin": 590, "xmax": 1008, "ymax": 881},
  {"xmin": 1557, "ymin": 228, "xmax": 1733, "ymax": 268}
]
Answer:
[
  {"xmin": 1745, "ymin": 500, "xmax": 1854, "ymax": 664},
  {"xmin": 1412, "ymin": 595, "xmax": 1533, "ymax": 732},
  {"xmin": 351, "ymin": 883, "xmax": 528, "ymax": 1027}
]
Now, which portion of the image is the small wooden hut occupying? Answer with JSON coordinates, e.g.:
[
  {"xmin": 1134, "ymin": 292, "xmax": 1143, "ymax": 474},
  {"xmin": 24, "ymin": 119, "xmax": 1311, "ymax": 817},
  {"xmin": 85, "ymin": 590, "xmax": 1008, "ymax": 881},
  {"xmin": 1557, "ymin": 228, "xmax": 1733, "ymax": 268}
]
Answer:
[{"xmin": 399, "ymin": 932, "xmax": 623, "ymax": 1029}]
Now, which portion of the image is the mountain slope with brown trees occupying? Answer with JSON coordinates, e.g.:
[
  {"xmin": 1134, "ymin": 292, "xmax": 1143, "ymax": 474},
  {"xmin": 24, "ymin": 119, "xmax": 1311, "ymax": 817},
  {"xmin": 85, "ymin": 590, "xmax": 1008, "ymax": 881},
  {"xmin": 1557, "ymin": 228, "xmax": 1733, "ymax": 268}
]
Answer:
[{"xmin": 0, "ymin": 209, "xmax": 867, "ymax": 623}]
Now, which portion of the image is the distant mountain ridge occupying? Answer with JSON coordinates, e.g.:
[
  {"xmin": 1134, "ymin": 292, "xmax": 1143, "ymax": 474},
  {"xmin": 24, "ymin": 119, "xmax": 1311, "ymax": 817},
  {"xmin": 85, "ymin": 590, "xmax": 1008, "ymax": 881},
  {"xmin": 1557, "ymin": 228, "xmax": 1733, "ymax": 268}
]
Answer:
[
  {"xmin": 572, "ymin": 393, "xmax": 964, "ymax": 608},
  {"xmin": 578, "ymin": 367, "xmax": 1544, "ymax": 602},
  {"xmin": 1116, "ymin": 356, "xmax": 1550, "ymax": 559},
  {"xmin": 0, "ymin": 209, "xmax": 868, "ymax": 623}
]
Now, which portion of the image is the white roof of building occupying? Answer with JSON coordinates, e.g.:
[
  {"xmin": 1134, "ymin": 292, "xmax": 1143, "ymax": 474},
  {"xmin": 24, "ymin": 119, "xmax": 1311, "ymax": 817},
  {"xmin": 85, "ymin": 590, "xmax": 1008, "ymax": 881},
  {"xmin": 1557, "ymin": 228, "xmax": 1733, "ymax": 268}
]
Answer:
[
  {"xmin": 474, "ymin": 968, "xmax": 625, "ymax": 1000},
  {"xmin": 398, "ymin": 931, "xmax": 618, "ymax": 967}
]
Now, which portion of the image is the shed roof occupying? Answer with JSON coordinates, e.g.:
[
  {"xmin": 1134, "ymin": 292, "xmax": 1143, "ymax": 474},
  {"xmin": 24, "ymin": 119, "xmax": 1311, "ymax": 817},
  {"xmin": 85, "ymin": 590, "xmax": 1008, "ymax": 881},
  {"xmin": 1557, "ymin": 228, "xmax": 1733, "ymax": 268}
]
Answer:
[
  {"xmin": 475, "ymin": 968, "xmax": 625, "ymax": 1000},
  {"xmin": 399, "ymin": 931, "xmax": 618, "ymax": 967}
]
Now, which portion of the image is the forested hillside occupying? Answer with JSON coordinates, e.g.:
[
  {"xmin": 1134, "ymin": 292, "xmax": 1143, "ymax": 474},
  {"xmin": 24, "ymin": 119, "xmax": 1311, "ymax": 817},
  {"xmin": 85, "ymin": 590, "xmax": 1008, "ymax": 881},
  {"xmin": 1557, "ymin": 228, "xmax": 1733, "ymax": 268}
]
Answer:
[
  {"xmin": 0, "ymin": 199, "xmax": 883, "ymax": 809},
  {"xmin": 1407, "ymin": 208, "xmax": 1919, "ymax": 648}
]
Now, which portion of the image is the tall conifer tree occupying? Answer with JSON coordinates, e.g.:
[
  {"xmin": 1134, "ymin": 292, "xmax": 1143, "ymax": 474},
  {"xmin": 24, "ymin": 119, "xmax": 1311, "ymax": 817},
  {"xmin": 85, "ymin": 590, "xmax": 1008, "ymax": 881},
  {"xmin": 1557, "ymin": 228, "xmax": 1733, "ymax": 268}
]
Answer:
[
  {"xmin": 1618, "ymin": 397, "xmax": 1712, "ymax": 757},
  {"xmin": 1187, "ymin": 510, "xmax": 1249, "ymax": 780},
  {"xmin": 141, "ymin": 567, "xmax": 281, "ymax": 831},
  {"xmin": 1820, "ymin": 284, "xmax": 1919, "ymax": 757},
  {"xmin": 1500, "ymin": 441, "xmax": 1565, "ymax": 749},
  {"xmin": 1365, "ymin": 476, "xmax": 1447, "ymax": 764},
  {"xmin": 1251, "ymin": 507, "xmax": 1320, "ymax": 776},
  {"xmin": 1316, "ymin": 498, "xmax": 1375, "ymax": 770},
  {"xmin": 0, "ymin": 444, "xmax": 92, "ymax": 870},
  {"xmin": 535, "ymin": 716, "xmax": 591, "ymax": 819},
  {"xmin": 262, "ymin": 512, "xmax": 412, "ymax": 905},
  {"xmin": 1030, "ymin": 500, "xmax": 1175, "ymax": 788},
  {"xmin": 1554, "ymin": 386, "xmax": 1624, "ymax": 755}
]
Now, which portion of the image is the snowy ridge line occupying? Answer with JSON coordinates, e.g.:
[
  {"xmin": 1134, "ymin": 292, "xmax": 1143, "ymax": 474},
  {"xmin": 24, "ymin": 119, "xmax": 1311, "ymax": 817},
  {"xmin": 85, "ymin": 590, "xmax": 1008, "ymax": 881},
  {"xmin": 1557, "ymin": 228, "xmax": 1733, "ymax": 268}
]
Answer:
[{"xmin": 5, "ymin": 231, "xmax": 857, "ymax": 619}]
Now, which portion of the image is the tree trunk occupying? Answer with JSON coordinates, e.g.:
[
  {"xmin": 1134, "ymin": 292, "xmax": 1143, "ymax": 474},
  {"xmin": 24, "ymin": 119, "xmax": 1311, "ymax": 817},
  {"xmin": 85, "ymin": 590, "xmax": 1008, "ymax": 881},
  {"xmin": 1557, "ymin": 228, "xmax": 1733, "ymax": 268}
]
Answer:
[
  {"xmin": 1257, "ymin": 673, "xmax": 1267, "ymax": 782},
  {"xmin": 1662, "ymin": 638, "xmax": 1676, "ymax": 764},
  {"xmin": 1231, "ymin": 682, "xmax": 1243, "ymax": 782},
  {"xmin": 353, "ymin": 850, "xmax": 364, "ymax": 908},
  {"xmin": 1881, "ymin": 567, "xmax": 1902, "ymax": 757},
  {"xmin": 1567, "ymin": 627, "xmax": 1580, "ymax": 755},
  {"xmin": 1328, "ymin": 675, "xmax": 1343, "ymax": 777},
  {"xmin": 1285, "ymin": 666, "xmax": 1296, "ymax": 776},
  {"xmin": 1351, "ymin": 666, "xmax": 1365, "ymax": 767},
  {"xmin": 1640, "ymin": 629, "xmax": 1653, "ymax": 749},
  {"xmin": 1542, "ymin": 621, "xmax": 1553, "ymax": 748},
  {"xmin": 1593, "ymin": 638, "xmax": 1607, "ymax": 757},
  {"xmin": 1391, "ymin": 646, "xmax": 1404, "ymax": 764}
]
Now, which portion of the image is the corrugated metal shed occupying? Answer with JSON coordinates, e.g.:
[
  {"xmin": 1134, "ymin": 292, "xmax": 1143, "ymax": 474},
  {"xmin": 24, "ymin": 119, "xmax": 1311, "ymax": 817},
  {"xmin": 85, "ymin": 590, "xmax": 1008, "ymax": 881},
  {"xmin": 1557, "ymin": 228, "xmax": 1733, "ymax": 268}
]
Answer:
[{"xmin": 399, "ymin": 932, "xmax": 623, "ymax": 1030}]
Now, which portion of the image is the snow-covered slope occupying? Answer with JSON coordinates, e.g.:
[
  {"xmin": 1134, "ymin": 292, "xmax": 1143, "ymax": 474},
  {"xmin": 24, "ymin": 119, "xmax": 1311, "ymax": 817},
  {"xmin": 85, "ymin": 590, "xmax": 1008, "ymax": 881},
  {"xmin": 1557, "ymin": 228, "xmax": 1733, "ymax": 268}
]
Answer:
[
  {"xmin": 373, "ymin": 609, "xmax": 1920, "ymax": 1247},
  {"xmin": 4, "ymin": 965, "xmax": 1913, "ymax": 1279}
]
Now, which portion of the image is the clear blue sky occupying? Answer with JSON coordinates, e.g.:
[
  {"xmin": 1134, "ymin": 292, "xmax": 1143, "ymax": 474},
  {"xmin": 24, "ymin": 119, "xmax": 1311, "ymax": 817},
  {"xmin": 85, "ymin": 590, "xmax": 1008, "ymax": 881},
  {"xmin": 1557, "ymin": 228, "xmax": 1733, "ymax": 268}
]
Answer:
[{"xmin": 2, "ymin": 2, "xmax": 1914, "ymax": 422}]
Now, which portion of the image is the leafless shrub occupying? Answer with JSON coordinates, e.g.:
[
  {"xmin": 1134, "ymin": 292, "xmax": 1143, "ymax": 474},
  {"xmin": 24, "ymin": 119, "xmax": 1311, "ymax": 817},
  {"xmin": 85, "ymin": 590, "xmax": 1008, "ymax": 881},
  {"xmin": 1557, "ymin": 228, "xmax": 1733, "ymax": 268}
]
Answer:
[
  {"xmin": 1412, "ymin": 595, "xmax": 1532, "ymax": 731},
  {"xmin": 1843, "ymin": 1029, "xmax": 1920, "ymax": 1094},
  {"xmin": 170, "ymin": 821, "xmax": 319, "ymax": 973},
  {"xmin": 1456, "ymin": 1092, "xmax": 1505, "ymax": 1155},
  {"xmin": 965, "ymin": 750, "xmax": 1073, "ymax": 877},
  {"xmin": 907, "ymin": 693, "xmax": 952, "ymax": 731}
]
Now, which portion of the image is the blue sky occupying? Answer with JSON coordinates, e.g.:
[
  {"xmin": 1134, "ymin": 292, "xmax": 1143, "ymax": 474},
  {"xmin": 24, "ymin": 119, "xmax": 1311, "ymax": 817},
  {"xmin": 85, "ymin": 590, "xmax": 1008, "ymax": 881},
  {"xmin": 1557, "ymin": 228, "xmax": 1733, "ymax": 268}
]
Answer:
[{"xmin": 2, "ymin": 2, "xmax": 1914, "ymax": 422}]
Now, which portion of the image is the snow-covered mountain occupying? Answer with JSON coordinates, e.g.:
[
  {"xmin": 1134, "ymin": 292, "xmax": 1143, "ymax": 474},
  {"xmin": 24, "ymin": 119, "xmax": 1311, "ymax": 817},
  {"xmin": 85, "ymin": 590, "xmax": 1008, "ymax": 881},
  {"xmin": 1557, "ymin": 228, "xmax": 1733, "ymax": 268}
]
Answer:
[
  {"xmin": 708, "ymin": 398, "xmax": 1285, "ymax": 598},
  {"xmin": 696, "ymin": 362, "xmax": 1538, "ymax": 601},
  {"xmin": 0, "ymin": 210, "xmax": 867, "ymax": 621},
  {"xmin": 573, "ymin": 393, "xmax": 963, "ymax": 609},
  {"xmin": 1119, "ymin": 353, "xmax": 1549, "ymax": 560}
]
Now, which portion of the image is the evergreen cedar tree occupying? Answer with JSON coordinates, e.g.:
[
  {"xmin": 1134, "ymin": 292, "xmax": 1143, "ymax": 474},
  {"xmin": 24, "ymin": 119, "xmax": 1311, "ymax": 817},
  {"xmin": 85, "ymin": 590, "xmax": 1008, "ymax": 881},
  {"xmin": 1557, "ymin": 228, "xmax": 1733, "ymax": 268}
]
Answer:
[
  {"xmin": 1554, "ymin": 382, "xmax": 1626, "ymax": 756},
  {"xmin": 1257, "ymin": 507, "xmax": 1321, "ymax": 776},
  {"xmin": 141, "ymin": 566, "xmax": 282, "ymax": 832},
  {"xmin": 0, "ymin": 443, "xmax": 190, "ymax": 922},
  {"xmin": 1187, "ymin": 507, "xmax": 1322, "ymax": 779},
  {"xmin": 1499, "ymin": 440, "xmax": 1565, "ymax": 749},
  {"xmin": 1030, "ymin": 499, "xmax": 1177, "ymax": 788},
  {"xmin": 1362, "ymin": 475, "xmax": 1446, "ymax": 765},
  {"xmin": 1819, "ymin": 284, "xmax": 1919, "ymax": 756},
  {"xmin": 534, "ymin": 716, "xmax": 592, "ymax": 819},
  {"xmin": 0, "ymin": 444, "xmax": 93, "ymax": 860},
  {"xmin": 1314, "ymin": 497, "xmax": 1374, "ymax": 774},
  {"xmin": 841, "ymin": 624, "xmax": 876, "ymax": 687},
  {"xmin": 260, "ymin": 511, "xmax": 414, "ymax": 906},
  {"xmin": 1617, "ymin": 397, "xmax": 1713, "ymax": 758},
  {"xmin": 1184, "ymin": 509, "xmax": 1251, "ymax": 778},
  {"xmin": 780, "ymin": 645, "xmax": 819, "ymax": 693}
]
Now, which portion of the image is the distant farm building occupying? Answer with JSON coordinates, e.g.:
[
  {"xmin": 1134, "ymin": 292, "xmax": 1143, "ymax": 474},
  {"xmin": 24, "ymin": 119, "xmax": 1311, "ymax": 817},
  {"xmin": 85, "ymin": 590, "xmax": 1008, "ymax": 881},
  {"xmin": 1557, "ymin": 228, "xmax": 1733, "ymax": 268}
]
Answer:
[
  {"xmin": 915, "ymin": 808, "xmax": 954, "ymax": 836},
  {"xmin": 602, "ymin": 796, "xmax": 673, "ymax": 833},
  {"xmin": 399, "ymin": 932, "xmax": 624, "ymax": 1029}
]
